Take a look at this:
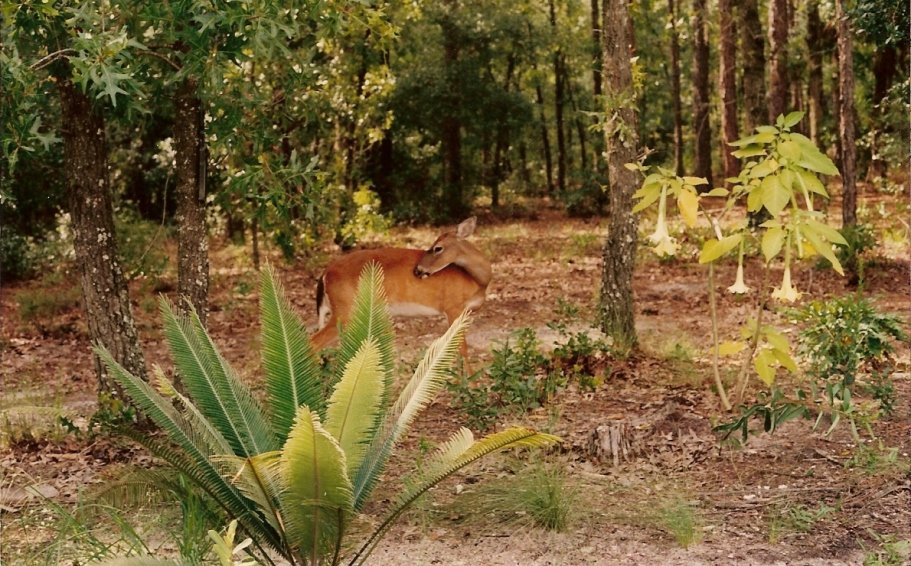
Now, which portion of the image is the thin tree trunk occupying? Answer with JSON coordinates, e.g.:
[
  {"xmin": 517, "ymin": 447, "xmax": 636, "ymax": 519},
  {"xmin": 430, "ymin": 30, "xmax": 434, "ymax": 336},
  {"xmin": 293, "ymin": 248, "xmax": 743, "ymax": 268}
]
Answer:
[
  {"xmin": 174, "ymin": 79, "xmax": 209, "ymax": 326},
  {"xmin": 441, "ymin": 7, "xmax": 465, "ymax": 219},
  {"xmin": 591, "ymin": 0, "xmax": 602, "ymax": 97},
  {"xmin": 692, "ymin": 0, "xmax": 712, "ymax": 186},
  {"xmin": 491, "ymin": 54, "xmax": 517, "ymax": 209},
  {"xmin": 58, "ymin": 78, "xmax": 147, "ymax": 396},
  {"xmin": 719, "ymin": 0, "xmax": 740, "ymax": 184},
  {"xmin": 740, "ymin": 0, "xmax": 766, "ymax": 133},
  {"xmin": 598, "ymin": 0, "xmax": 640, "ymax": 349},
  {"xmin": 567, "ymin": 78, "xmax": 588, "ymax": 171},
  {"xmin": 535, "ymin": 76, "xmax": 555, "ymax": 194},
  {"xmin": 836, "ymin": 0, "xmax": 857, "ymax": 227},
  {"xmin": 550, "ymin": 0, "xmax": 567, "ymax": 194},
  {"xmin": 807, "ymin": 0, "xmax": 824, "ymax": 144},
  {"xmin": 767, "ymin": 0, "xmax": 789, "ymax": 121},
  {"xmin": 868, "ymin": 45, "xmax": 897, "ymax": 178},
  {"xmin": 668, "ymin": 0, "xmax": 684, "ymax": 176}
]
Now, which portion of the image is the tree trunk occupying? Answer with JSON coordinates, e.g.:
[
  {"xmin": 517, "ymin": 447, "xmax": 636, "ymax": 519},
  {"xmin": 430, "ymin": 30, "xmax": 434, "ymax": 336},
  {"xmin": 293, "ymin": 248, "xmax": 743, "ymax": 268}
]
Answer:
[
  {"xmin": 692, "ymin": 0, "xmax": 712, "ymax": 186},
  {"xmin": 591, "ymin": 0, "xmax": 602, "ymax": 98},
  {"xmin": 535, "ymin": 76, "xmax": 555, "ymax": 195},
  {"xmin": 58, "ymin": 78, "xmax": 147, "ymax": 395},
  {"xmin": 740, "ymin": 0, "xmax": 766, "ymax": 133},
  {"xmin": 668, "ymin": 0, "xmax": 684, "ymax": 176},
  {"xmin": 836, "ymin": 0, "xmax": 857, "ymax": 227},
  {"xmin": 550, "ymin": 0, "xmax": 567, "ymax": 194},
  {"xmin": 441, "ymin": 8, "xmax": 465, "ymax": 219},
  {"xmin": 806, "ymin": 0, "xmax": 824, "ymax": 144},
  {"xmin": 174, "ymin": 79, "xmax": 209, "ymax": 326},
  {"xmin": 767, "ymin": 0, "xmax": 789, "ymax": 121},
  {"xmin": 868, "ymin": 45, "xmax": 898, "ymax": 178},
  {"xmin": 719, "ymin": 0, "xmax": 740, "ymax": 184},
  {"xmin": 567, "ymin": 79, "xmax": 588, "ymax": 171},
  {"xmin": 598, "ymin": 0, "xmax": 640, "ymax": 349}
]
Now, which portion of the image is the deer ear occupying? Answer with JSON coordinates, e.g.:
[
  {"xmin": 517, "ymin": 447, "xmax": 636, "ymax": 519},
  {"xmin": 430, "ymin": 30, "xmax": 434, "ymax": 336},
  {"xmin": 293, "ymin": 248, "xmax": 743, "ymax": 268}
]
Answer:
[{"xmin": 457, "ymin": 216, "xmax": 477, "ymax": 238}]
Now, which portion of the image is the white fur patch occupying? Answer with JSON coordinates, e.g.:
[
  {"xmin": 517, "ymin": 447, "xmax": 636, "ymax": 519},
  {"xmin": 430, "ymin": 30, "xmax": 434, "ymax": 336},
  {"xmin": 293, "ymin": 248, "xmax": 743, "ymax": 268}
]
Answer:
[
  {"xmin": 389, "ymin": 302, "xmax": 443, "ymax": 318},
  {"xmin": 318, "ymin": 296, "xmax": 332, "ymax": 329}
]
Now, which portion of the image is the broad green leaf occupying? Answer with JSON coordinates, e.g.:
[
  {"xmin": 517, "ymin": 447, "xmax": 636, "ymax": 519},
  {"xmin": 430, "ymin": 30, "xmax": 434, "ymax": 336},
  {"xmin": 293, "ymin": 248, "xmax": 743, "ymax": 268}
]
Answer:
[
  {"xmin": 796, "ymin": 169, "xmax": 828, "ymax": 197},
  {"xmin": 750, "ymin": 158, "xmax": 780, "ymax": 179},
  {"xmin": 704, "ymin": 187, "xmax": 729, "ymax": 197},
  {"xmin": 763, "ymin": 328, "xmax": 790, "ymax": 354},
  {"xmin": 623, "ymin": 162, "xmax": 638, "ymax": 171},
  {"xmin": 325, "ymin": 339, "xmax": 383, "ymax": 477},
  {"xmin": 754, "ymin": 350, "xmax": 777, "ymax": 386},
  {"xmin": 732, "ymin": 145, "xmax": 766, "ymax": 159},
  {"xmin": 782, "ymin": 111, "xmax": 805, "ymax": 128},
  {"xmin": 682, "ymin": 176, "xmax": 708, "ymax": 186},
  {"xmin": 761, "ymin": 227, "xmax": 786, "ymax": 263},
  {"xmin": 778, "ymin": 168, "xmax": 796, "ymax": 190},
  {"xmin": 756, "ymin": 126, "xmax": 779, "ymax": 134},
  {"xmin": 777, "ymin": 140, "xmax": 802, "ymax": 161},
  {"xmin": 747, "ymin": 180, "xmax": 765, "ymax": 212},
  {"xmin": 801, "ymin": 223, "xmax": 844, "ymax": 275},
  {"xmin": 730, "ymin": 132, "xmax": 775, "ymax": 146},
  {"xmin": 699, "ymin": 234, "xmax": 742, "ymax": 264},
  {"xmin": 760, "ymin": 174, "xmax": 791, "ymax": 216},
  {"xmin": 804, "ymin": 218, "xmax": 848, "ymax": 246},
  {"xmin": 771, "ymin": 349, "xmax": 799, "ymax": 374},
  {"xmin": 677, "ymin": 190, "xmax": 699, "ymax": 227},
  {"xmin": 718, "ymin": 341, "xmax": 747, "ymax": 356},
  {"xmin": 791, "ymin": 133, "xmax": 839, "ymax": 175},
  {"xmin": 632, "ymin": 183, "xmax": 661, "ymax": 213}
]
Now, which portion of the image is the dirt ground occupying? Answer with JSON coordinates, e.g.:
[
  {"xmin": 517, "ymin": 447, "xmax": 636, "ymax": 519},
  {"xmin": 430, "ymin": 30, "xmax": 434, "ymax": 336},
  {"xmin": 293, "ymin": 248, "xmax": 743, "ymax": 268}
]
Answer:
[{"xmin": 1, "ymin": 204, "xmax": 909, "ymax": 565}]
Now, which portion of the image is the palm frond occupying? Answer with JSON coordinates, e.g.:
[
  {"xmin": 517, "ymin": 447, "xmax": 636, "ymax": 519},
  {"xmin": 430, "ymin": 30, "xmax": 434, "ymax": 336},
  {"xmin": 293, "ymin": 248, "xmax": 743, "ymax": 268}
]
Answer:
[
  {"xmin": 351, "ymin": 311, "xmax": 469, "ymax": 510},
  {"xmin": 97, "ymin": 558, "xmax": 184, "ymax": 566},
  {"xmin": 349, "ymin": 427, "xmax": 560, "ymax": 565},
  {"xmin": 260, "ymin": 264, "xmax": 324, "ymax": 439},
  {"xmin": 281, "ymin": 406, "xmax": 354, "ymax": 562},
  {"xmin": 324, "ymin": 338, "xmax": 384, "ymax": 478},
  {"xmin": 213, "ymin": 452, "xmax": 286, "ymax": 539},
  {"xmin": 335, "ymin": 263, "xmax": 395, "ymax": 411},
  {"xmin": 97, "ymin": 348, "xmax": 284, "ymax": 556},
  {"xmin": 152, "ymin": 365, "xmax": 232, "ymax": 455},
  {"xmin": 161, "ymin": 299, "xmax": 276, "ymax": 457}
]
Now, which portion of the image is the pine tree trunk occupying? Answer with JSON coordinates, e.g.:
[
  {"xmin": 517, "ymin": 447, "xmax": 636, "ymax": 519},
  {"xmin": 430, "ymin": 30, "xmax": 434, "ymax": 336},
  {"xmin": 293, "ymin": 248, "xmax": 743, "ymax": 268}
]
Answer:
[
  {"xmin": 598, "ymin": 0, "xmax": 639, "ymax": 349},
  {"xmin": 550, "ymin": 0, "xmax": 567, "ymax": 194},
  {"xmin": 692, "ymin": 0, "xmax": 712, "ymax": 186},
  {"xmin": 836, "ymin": 0, "xmax": 857, "ymax": 227},
  {"xmin": 740, "ymin": 0, "xmax": 766, "ymax": 133},
  {"xmin": 535, "ymin": 75, "xmax": 555, "ymax": 194},
  {"xmin": 58, "ymin": 78, "xmax": 147, "ymax": 395},
  {"xmin": 591, "ymin": 0, "xmax": 602, "ymax": 98},
  {"xmin": 719, "ymin": 0, "xmax": 740, "ymax": 184},
  {"xmin": 807, "ymin": 0, "xmax": 824, "ymax": 144},
  {"xmin": 868, "ymin": 45, "xmax": 897, "ymax": 178},
  {"xmin": 174, "ymin": 79, "xmax": 209, "ymax": 326},
  {"xmin": 767, "ymin": 0, "xmax": 789, "ymax": 121},
  {"xmin": 668, "ymin": 0, "xmax": 684, "ymax": 176}
]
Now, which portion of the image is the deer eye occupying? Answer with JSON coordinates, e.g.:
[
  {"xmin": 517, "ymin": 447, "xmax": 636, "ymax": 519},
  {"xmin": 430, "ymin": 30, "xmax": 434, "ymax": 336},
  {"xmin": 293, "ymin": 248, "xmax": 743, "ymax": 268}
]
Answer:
[{"xmin": 432, "ymin": 246, "xmax": 443, "ymax": 254}]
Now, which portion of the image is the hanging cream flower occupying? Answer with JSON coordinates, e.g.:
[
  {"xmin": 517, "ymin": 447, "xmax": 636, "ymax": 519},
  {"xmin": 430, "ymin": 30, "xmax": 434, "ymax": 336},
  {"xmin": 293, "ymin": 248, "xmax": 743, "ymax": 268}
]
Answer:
[
  {"xmin": 771, "ymin": 264, "xmax": 801, "ymax": 302},
  {"xmin": 727, "ymin": 261, "xmax": 750, "ymax": 294},
  {"xmin": 648, "ymin": 186, "xmax": 679, "ymax": 257}
]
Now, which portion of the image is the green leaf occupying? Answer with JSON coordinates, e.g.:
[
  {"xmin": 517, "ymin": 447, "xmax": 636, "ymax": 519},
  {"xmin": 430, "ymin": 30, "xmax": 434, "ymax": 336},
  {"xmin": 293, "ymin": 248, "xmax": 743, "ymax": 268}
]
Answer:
[
  {"xmin": 771, "ymin": 349, "xmax": 799, "ymax": 374},
  {"xmin": 747, "ymin": 180, "xmax": 765, "ymax": 212},
  {"xmin": 750, "ymin": 158, "xmax": 780, "ymax": 179},
  {"xmin": 763, "ymin": 328, "xmax": 790, "ymax": 354},
  {"xmin": 324, "ymin": 339, "xmax": 384, "ymax": 478},
  {"xmin": 782, "ymin": 111, "xmax": 805, "ymax": 128},
  {"xmin": 754, "ymin": 350, "xmax": 777, "ymax": 386},
  {"xmin": 718, "ymin": 341, "xmax": 747, "ymax": 356},
  {"xmin": 677, "ymin": 190, "xmax": 699, "ymax": 228},
  {"xmin": 282, "ymin": 406, "xmax": 353, "ymax": 560},
  {"xmin": 261, "ymin": 265, "xmax": 323, "ymax": 441},
  {"xmin": 791, "ymin": 133, "xmax": 839, "ymax": 176},
  {"xmin": 682, "ymin": 176, "xmax": 708, "ymax": 186},
  {"xmin": 777, "ymin": 140, "xmax": 802, "ymax": 161},
  {"xmin": 732, "ymin": 145, "xmax": 767, "ymax": 159},
  {"xmin": 632, "ymin": 183, "xmax": 661, "ymax": 213},
  {"xmin": 760, "ymin": 174, "xmax": 791, "ymax": 217},
  {"xmin": 699, "ymin": 234, "xmax": 742, "ymax": 264},
  {"xmin": 795, "ymin": 169, "xmax": 828, "ymax": 197},
  {"xmin": 756, "ymin": 126, "xmax": 779, "ymax": 134},
  {"xmin": 761, "ymin": 227, "xmax": 786, "ymax": 263},
  {"xmin": 801, "ymin": 223, "xmax": 845, "ymax": 275},
  {"xmin": 704, "ymin": 187, "xmax": 729, "ymax": 197},
  {"xmin": 804, "ymin": 218, "xmax": 848, "ymax": 246}
]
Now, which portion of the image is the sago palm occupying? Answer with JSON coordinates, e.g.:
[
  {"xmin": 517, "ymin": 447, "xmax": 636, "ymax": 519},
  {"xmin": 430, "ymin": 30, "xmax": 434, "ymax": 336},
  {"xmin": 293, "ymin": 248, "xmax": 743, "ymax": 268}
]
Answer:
[{"xmin": 98, "ymin": 263, "xmax": 558, "ymax": 565}]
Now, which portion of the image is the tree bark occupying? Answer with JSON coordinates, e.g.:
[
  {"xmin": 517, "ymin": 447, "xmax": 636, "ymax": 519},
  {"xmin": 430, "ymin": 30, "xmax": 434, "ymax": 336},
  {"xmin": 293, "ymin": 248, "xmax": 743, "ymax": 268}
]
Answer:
[
  {"xmin": 868, "ymin": 45, "xmax": 898, "ymax": 178},
  {"xmin": 767, "ymin": 0, "xmax": 789, "ymax": 121},
  {"xmin": 806, "ymin": 0, "xmax": 824, "ymax": 144},
  {"xmin": 692, "ymin": 0, "xmax": 712, "ymax": 186},
  {"xmin": 668, "ymin": 0, "xmax": 684, "ymax": 176},
  {"xmin": 174, "ymin": 79, "xmax": 209, "ymax": 326},
  {"xmin": 591, "ymin": 0, "xmax": 602, "ymax": 98},
  {"xmin": 534, "ymin": 74, "xmax": 555, "ymax": 195},
  {"xmin": 836, "ymin": 0, "xmax": 857, "ymax": 227},
  {"xmin": 58, "ymin": 78, "xmax": 147, "ymax": 395},
  {"xmin": 550, "ymin": 0, "xmax": 567, "ymax": 194},
  {"xmin": 441, "ymin": 7, "xmax": 465, "ymax": 219},
  {"xmin": 598, "ymin": 0, "xmax": 640, "ymax": 349},
  {"xmin": 740, "ymin": 0, "xmax": 766, "ymax": 133},
  {"xmin": 719, "ymin": 0, "xmax": 740, "ymax": 184}
]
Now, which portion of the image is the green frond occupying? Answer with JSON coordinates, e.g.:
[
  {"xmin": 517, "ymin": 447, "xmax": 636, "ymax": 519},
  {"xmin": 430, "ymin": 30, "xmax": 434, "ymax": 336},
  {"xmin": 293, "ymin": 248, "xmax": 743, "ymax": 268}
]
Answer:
[
  {"xmin": 151, "ymin": 365, "xmax": 232, "ymax": 455},
  {"xmin": 260, "ymin": 264, "xmax": 324, "ymax": 439},
  {"xmin": 350, "ymin": 427, "xmax": 560, "ymax": 565},
  {"xmin": 336, "ymin": 263, "xmax": 395, "ymax": 411},
  {"xmin": 351, "ymin": 311, "xmax": 470, "ymax": 510},
  {"xmin": 98, "ymin": 349, "xmax": 284, "ymax": 554},
  {"xmin": 161, "ymin": 299, "xmax": 276, "ymax": 457},
  {"xmin": 98, "ymin": 558, "xmax": 184, "ymax": 566},
  {"xmin": 213, "ymin": 452, "xmax": 286, "ymax": 538},
  {"xmin": 281, "ymin": 406, "xmax": 354, "ymax": 562},
  {"xmin": 325, "ymin": 338, "xmax": 384, "ymax": 478}
]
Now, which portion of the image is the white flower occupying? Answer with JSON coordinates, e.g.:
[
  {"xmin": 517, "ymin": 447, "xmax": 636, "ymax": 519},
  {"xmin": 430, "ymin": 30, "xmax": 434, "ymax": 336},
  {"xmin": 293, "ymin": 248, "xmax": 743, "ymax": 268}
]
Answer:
[
  {"xmin": 648, "ymin": 187, "xmax": 678, "ymax": 257},
  {"xmin": 772, "ymin": 265, "xmax": 801, "ymax": 302},
  {"xmin": 727, "ymin": 262, "xmax": 750, "ymax": 294}
]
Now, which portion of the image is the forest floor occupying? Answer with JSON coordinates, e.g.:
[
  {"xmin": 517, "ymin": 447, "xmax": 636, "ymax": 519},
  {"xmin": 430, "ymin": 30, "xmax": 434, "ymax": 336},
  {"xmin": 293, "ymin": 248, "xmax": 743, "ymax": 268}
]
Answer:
[{"xmin": 1, "ymin": 196, "xmax": 910, "ymax": 565}]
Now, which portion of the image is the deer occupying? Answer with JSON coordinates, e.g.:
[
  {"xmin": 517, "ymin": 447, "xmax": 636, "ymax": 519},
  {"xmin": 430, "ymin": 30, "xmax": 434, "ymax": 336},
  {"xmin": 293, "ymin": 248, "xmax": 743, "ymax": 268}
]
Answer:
[{"xmin": 310, "ymin": 217, "xmax": 491, "ymax": 372}]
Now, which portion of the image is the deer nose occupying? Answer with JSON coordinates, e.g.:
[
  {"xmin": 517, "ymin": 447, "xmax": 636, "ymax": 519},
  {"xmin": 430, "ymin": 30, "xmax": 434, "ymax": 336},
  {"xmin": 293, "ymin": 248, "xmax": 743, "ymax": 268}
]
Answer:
[{"xmin": 413, "ymin": 266, "xmax": 423, "ymax": 277}]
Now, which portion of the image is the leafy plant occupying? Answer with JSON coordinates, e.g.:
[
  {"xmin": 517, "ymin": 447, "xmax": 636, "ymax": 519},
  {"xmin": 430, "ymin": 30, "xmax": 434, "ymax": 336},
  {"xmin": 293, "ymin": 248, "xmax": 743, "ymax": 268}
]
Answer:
[
  {"xmin": 446, "ymin": 371, "xmax": 501, "ymax": 431},
  {"xmin": 713, "ymin": 387, "xmax": 810, "ymax": 444},
  {"xmin": 547, "ymin": 321, "xmax": 611, "ymax": 392},
  {"xmin": 824, "ymin": 223, "xmax": 877, "ymax": 287},
  {"xmin": 862, "ymin": 533, "xmax": 911, "ymax": 566},
  {"xmin": 488, "ymin": 328, "xmax": 554, "ymax": 412},
  {"xmin": 767, "ymin": 502, "xmax": 836, "ymax": 543},
  {"xmin": 97, "ymin": 264, "xmax": 558, "ymax": 565}
]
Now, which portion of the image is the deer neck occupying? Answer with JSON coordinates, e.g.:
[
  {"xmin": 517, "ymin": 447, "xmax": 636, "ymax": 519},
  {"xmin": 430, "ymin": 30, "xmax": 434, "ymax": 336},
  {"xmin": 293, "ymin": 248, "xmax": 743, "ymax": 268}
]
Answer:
[{"xmin": 453, "ymin": 244, "xmax": 492, "ymax": 288}]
